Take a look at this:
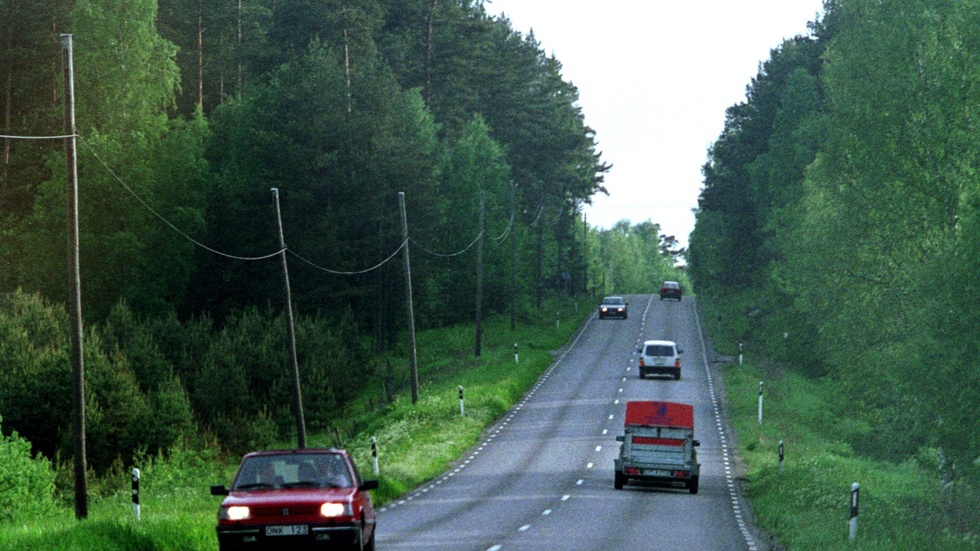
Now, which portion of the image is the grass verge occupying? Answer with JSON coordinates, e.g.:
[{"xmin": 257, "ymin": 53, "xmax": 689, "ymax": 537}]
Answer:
[{"xmin": 702, "ymin": 296, "xmax": 979, "ymax": 550}]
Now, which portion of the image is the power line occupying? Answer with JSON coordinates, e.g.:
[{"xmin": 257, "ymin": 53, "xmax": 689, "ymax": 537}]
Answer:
[
  {"xmin": 411, "ymin": 231, "xmax": 483, "ymax": 258},
  {"xmin": 287, "ymin": 240, "xmax": 407, "ymax": 275},
  {"xmin": 492, "ymin": 210, "xmax": 515, "ymax": 245},
  {"xmin": 79, "ymin": 135, "xmax": 284, "ymax": 261},
  {"xmin": 1, "ymin": 133, "xmax": 78, "ymax": 140}
]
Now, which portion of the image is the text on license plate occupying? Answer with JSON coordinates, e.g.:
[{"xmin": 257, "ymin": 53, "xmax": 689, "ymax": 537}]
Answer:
[
  {"xmin": 266, "ymin": 525, "xmax": 309, "ymax": 536},
  {"xmin": 643, "ymin": 469, "xmax": 672, "ymax": 477}
]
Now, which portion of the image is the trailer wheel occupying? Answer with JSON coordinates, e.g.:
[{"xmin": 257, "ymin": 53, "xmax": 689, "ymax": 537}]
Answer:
[
  {"xmin": 614, "ymin": 472, "xmax": 625, "ymax": 490},
  {"xmin": 688, "ymin": 476, "xmax": 699, "ymax": 494}
]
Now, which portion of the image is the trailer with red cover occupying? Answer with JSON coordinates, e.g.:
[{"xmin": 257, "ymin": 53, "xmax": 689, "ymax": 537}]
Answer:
[{"xmin": 614, "ymin": 401, "xmax": 701, "ymax": 493}]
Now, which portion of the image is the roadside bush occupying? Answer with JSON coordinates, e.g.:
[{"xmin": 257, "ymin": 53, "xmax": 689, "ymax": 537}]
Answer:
[{"xmin": 0, "ymin": 419, "xmax": 56, "ymax": 521}]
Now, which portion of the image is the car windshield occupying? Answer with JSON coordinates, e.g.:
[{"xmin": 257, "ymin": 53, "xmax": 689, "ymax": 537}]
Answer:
[
  {"xmin": 603, "ymin": 297, "xmax": 625, "ymax": 305},
  {"xmin": 232, "ymin": 453, "xmax": 353, "ymax": 490}
]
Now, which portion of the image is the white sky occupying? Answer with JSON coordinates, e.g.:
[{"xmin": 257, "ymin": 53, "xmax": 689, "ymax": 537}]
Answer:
[{"xmin": 485, "ymin": 0, "xmax": 825, "ymax": 247}]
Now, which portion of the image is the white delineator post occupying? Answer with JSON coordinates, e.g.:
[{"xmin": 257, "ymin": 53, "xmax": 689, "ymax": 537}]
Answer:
[
  {"xmin": 849, "ymin": 482, "xmax": 860, "ymax": 542},
  {"xmin": 778, "ymin": 440, "xmax": 785, "ymax": 473},
  {"xmin": 758, "ymin": 381, "xmax": 764, "ymax": 425},
  {"xmin": 458, "ymin": 385, "xmax": 465, "ymax": 417},
  {"xmin": 514, "ymin": 342, "xmax": 519, "ymax": 364},
  {"xmin": 131, "ymin": 468, "xmax": 141, "ymax": 521},
  {"xmin": 371, "ymin": 436, "xmax": 379, "ymax": 475}
]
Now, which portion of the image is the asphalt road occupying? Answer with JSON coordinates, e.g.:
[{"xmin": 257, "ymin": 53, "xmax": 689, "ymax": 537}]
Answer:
[{"xmin": 375, "ymin": 295, "xmax": 760, "ymax": 551}]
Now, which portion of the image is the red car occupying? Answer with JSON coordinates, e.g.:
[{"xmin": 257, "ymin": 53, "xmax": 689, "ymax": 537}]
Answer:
[
  {"xmin": 211, "ymin": 449, "xmax": 378, "ymax": 550},
  {"xmin": 659, "ymin": 281, "xmax": 682, "ymax": 301}
]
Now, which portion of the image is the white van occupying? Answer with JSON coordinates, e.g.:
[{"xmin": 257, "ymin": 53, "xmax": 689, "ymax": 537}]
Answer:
[{"xmin": 638, "ymin": 340, "xmax": 683, "ymax": 380}]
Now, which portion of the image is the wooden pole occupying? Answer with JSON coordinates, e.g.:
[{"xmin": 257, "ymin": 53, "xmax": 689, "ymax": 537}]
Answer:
[
  {"xmin": 474, "ymin": 195, "xmax": 484, "ymax": 357},
  {"xmin": 61, "ymin": 33, "xmax": 88, "ymax": 521},
  {"xmin": 399, "ymin": 192, "xmax": 419, "ymax": 404},
  {"xmin": 271, "ymin": 188, "xmax": 306, "ymax": 448}
]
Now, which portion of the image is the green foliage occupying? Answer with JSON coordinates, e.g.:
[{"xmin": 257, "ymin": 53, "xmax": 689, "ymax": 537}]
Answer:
[
  {"xmin": 690, "ymin": 0, "xmax": 980, "ymax": 498},
  {"xmin": 0, "ymin": 296, "xmax": 591, "ymax": 550},
  {"xmin": 596, "ymin": 220, "xmax": 684, "ymax": 295},
  {"xmin": 0, "ymin": 419, "xmax": 57, "ymax": 522}
]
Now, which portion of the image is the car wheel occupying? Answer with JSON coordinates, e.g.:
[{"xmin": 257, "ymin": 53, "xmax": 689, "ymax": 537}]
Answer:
[
  {"xmin": 614, "ymin": 472, "xmax": 625, "ymax": 490},
  {"xmin": 363, "ymin": 529, "xmax": 376, "ymax": 551},
  {"xmin": 675, "ymin": 371, "xmax": 681, "ymax": 380},
  {"xmin": 688, "ymin": 476, "xmax": 699, "ymax": 494}
]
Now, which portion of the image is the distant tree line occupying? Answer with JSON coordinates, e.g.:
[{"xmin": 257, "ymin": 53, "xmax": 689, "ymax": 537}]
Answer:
[
  {"xmin": 0, "ymin": 0, "xmax": 680, "ymax": 469},
  {"xmin": 689, "ymin": 0, "xmax": 980, "ymax": 495}
]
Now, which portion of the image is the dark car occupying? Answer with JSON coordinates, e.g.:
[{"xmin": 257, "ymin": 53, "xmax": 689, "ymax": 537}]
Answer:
[
  {"xmin": 599, "ymin": 296, "xmax": 628, "ymax": 319},
  {"xmin": 659, "ymin": 281, "xmax": 682, "ymax": 301},
  {"xmin": 211, "ymin": 449, "xmax": 378, "ymax": 551}
]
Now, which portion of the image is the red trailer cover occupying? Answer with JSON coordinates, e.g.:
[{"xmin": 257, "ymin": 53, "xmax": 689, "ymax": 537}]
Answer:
[{"xmin": 624, "ymin": 401, "xmax": 694, "ymax": 431}]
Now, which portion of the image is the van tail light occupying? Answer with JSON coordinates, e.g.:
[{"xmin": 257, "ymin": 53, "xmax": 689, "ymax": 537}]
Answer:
[
  {"xmin": 675, "ymin": 358, "xmax": 681, "ymax": 367},
  {"xmin": 639, "ymin": 358, "xmax": 645, "ymax": 367}
]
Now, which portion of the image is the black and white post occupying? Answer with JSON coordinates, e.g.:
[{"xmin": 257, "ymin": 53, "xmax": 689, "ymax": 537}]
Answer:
[
  {"xmin": 778, "ymin": 440, "xmax": 785, "ymax": 473},
  {"xmin": 131, "ymin": 468, "xmax": 140, "ymax": 521},
  {"xmin": 458, "ymin": 385, "xmax": 465, "ymax": 417},
  {"xmin": 514, "ymin": 342, "xmax": 519, "ymax": 364},
  {"xmin": 849, "ymin": 482, "xmax": 860, "ymax": 542},
  {"xmin": 739, "ymin": 343, "xmax": 744, "ymax": 365},
  {"xmin": 758, "ymin": 381, "xmax": 764, "ymax": 425},
  {"xmin": 371, "ymin": 436, "xmax": 379, "ymax": 476}
]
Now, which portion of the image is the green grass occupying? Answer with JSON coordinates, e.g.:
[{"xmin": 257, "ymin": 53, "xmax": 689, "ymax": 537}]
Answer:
[
  {"xmin": 724, "ymin": 359, "xmax": 978, "ymax": 550},
  {"xmin": 0, "ymin": 296, "xmax": 593, "ymax": 550}
]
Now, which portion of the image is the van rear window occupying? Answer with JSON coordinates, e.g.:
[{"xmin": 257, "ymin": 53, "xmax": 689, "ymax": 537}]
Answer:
[{"xmin": 645, "ymin": 345, "xmax": 673, "ymax": 356}]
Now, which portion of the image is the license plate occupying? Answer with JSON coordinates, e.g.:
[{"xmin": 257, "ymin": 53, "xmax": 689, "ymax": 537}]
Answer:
[
  {"xmin": 643, "ymin": 469, "xmax": 671, "ymax": 477},
  {"xmin": 266, "ymin": 525, "xmax": 308, "ymax": 536}
]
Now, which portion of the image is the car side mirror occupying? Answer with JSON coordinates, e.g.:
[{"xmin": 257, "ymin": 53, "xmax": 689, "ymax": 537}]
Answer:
[
  {"xmin": 210, "ymin": 484, "xmax": 230, "ymax": 496},
  {"xmin": 360, "ymin": 479, "xmax": 380, "ymax": 491},
  {"xmin": 636, "ymin": 347, "xmax": 642, "ymax": 353},
  {"xmin": 615, "ymin": 435, "xmax": 625, "ymax": 442},
  {"xmin": 693, "ymin": 440, "xmax": 701, "ymax": 447},
  {"xmin": 677, "ymin": 347, "xmax": 684, "ymax": 354}
]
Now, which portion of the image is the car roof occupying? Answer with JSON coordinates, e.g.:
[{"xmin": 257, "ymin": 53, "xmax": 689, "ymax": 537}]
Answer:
[
  {"xmin": 662, "ymin": 281, "xmax": 680, "ymax": 286},
  {"xmin": 642, "ymin": 339, "xmax": 676, "ymax": 346},
  {"xmin": 242, "ymin": 448, "xmax": 349, "ymax": 459}
]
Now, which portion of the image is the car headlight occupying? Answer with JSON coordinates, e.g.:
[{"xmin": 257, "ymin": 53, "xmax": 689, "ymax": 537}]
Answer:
[
  {"xmin": 320, "ymin": 502, "xmax": 353, "ymax": 517},
  {"xmin": 221, "ymin": 505, "xmax": 251, "ymax": 520}
]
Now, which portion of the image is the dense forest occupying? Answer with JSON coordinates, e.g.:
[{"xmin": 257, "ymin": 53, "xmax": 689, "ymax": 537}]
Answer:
[
  {"xmin": 689, "ymin": 0, "xmax": 979, "ymax": 497},
  {"xmin": 0, "ymin": 0, "xmax": 683, "ymax": 470}
]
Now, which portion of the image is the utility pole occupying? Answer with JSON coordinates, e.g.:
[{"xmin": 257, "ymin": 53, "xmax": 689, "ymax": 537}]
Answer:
[
  {"xmin": 271, "ymin": 188, "xmax": 306, "ymax": 448},
  {"xmin": 61, "ymin": 33, "xmax": 87, "ymax": 521},
  {"xmin": 474, "ymin": 195, "xmax": 484, "ymax": 357},
  {"xmin": 399, "ymin": 192, "xmax": 419, "ymax": 404},
  {"xmin": 583, "ymin": 213, "xmax": 588, "ymax": 294},
  {"xmin": 510, "ymin": 181, "xmax": 516, "ymax": 331}
]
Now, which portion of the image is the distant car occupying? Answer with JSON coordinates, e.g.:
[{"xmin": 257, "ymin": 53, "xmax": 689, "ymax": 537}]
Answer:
[
  {"xmin": 660, "ymin": 281, "xmax": 682, "ymax": 301},
  {"xmin": 211, "ymin": 449, "xmax": 378, "ymax": 551},
  {"xmin": 599, "ymin": 296, "xmax": 628, "ymax": 319},
  {"xmin": 638, "ymin": 339, "xmax": 683, "ymax": 380}
]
